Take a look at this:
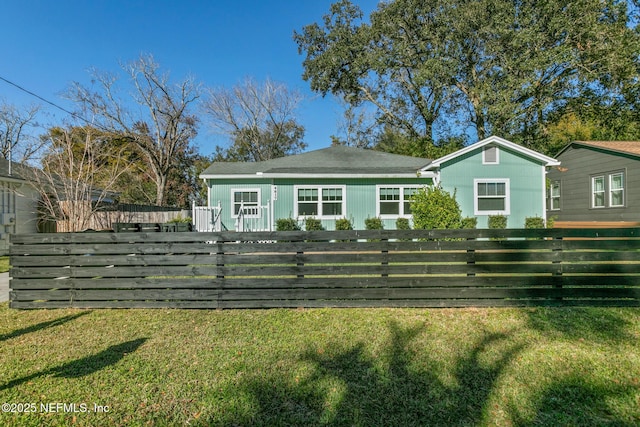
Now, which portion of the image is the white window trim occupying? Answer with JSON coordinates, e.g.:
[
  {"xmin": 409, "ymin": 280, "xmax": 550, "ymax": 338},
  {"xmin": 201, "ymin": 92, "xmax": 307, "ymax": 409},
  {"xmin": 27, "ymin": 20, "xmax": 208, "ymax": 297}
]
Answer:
[
  {"xmin": 474, "ymin": 178, "xmax": 510, "ymax": 215},
  {"xmin": 549, "ymin": 180, "xmax": 561, "ymax": 211},
  {"xmin": 591, "ymin": 176, "xmax": 606, "ymax": 209},
  {"xmin": 609, "ymin": 172, "xmax": 625, "ymax": 208},
  {"xmin": 231, "ymin": 188, "xmax": 261, "ymax": 218},
  {"xmin": 482, "ymin": 146, "xmax": 499, "ymax": 165},
  {"xmin": 294, "ymin": 185, "xmax": 346, "ymax": 219},
  {"xmin": 376, "ymin": 185, "xmax": 421, "ymax": 218}
]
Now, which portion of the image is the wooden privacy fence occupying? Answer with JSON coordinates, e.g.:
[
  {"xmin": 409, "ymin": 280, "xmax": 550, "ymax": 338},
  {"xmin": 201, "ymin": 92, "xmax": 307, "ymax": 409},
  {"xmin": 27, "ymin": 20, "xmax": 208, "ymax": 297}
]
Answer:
[{"xmin": 9, "ymin": 228, "xmax": 640, "ymax": 309}]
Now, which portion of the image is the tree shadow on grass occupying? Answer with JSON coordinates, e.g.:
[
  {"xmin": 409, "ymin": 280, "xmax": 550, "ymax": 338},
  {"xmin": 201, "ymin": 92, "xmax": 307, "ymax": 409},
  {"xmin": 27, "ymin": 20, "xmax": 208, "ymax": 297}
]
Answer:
[
  {"xmin": 0, "ymin": 338, "xmax": 147, "ymax": 391},
  {"xmin": 510, "ymin": 375, "xmax": 639, "ymax": 426},
  {"xmin": 216, "ymin": 322, "xmax": 524, "ymax": 426},
  {"xmin": 0, "ymin": 311, "xmax": 91, "ymax": 342},
  {"xmin": 525, "ymin": 307, "xmax": 638, "ymax": 344}
]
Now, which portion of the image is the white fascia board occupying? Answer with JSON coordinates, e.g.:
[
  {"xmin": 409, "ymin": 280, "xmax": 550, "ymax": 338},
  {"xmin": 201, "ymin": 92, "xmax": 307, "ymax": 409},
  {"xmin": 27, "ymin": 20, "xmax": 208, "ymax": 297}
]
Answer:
[
  {"xmin": 421, "ymin": 135, "xmax": 561, "ymax": 171},
  {"xmin": 200, "ymin": 172, "xmax": 437, "ymax": 180}
]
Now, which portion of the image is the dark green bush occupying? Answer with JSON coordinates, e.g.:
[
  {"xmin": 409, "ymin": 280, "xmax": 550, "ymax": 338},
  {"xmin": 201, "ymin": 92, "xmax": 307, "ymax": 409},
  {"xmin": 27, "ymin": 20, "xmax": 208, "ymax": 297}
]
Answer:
[
  {"xmin": 364, "ymin": 217, "xmax": 384, "ymax": 242},
  {"xmin": 365, "ymin": 217, "xmax": 384, "ymax": 230},
  {"xmin": 488, "ymin": 215, "xmax": 508, "ymax": 229},
  {"xmin": 395, "ymin": 217, "xmax": 411, "ymax": 230},
  {"xmin": 461, "ymin": 217, "xmax": 477, "ymax": 229},
  {"xmin": 411, "ymin": 186, "xmax": 462, "ymax": 230},
  {"xmin": 335, "ymin": 217, "xmax": 354, "ymax": 230},
  {"xmin": 524, "ymin": 216, "xmax": 545, "ymax": 229},
  {"xmin": 395, "ymin": 217, "xmax": 411, "ymax": 241},
  {"xmin": 167, "ymin": 215, "xmax": 192, "ymax": 224},
  {"xmin": 276, "ymin": 218, "xmax": 301, "ymax": 231},
  {"xmin": 304, "ymin": 217, "xmax": 325, "ymax": 231},
  {"xmin": 488, "ymin": 215, "xmax": 507, "ymax": 240},
  {"xmin": 546, "ymin": 216, "xmax": 557, "ymax": 229}
]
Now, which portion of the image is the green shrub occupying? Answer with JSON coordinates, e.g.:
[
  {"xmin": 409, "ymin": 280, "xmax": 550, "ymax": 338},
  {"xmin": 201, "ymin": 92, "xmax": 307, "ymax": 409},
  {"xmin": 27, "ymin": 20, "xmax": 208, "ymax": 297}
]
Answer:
[
  {"xmin": 524, "ymin": 216, "xmax": 545, "ymax": 229},
  {"xmin": 276, "ymin": 218, "xmax": 301, "ymax": 231},
  {"xmin": 488, "ymin": 215, "xmax": 507, "ymax": 240},
  {"xmin": 411, "ymin": 186, "xmax": 462, "ymax": 230},
  {"xmin": 364, "ymin": 217, "xmax": 384, "ymax": 242},
  {"xmin": 395, "ymin": 217, "xmax": 411, "ymax": 241},
  {"xmin": 546, "ymin": 215, "xmax": 557, "ymax": 229},
  {"xmin": 335, "ymin": 217, "xmax": 354, "ymax": 230},
  {"xmin": 488, "ymin": 215, "xmax": 508, "ymax": 229},
  {"xmin": 304, "ymin": 217, "xmax": 325, "ymax": 231},
  {"xmin": 167, "ymin": 215, "xmax": 192, "ymax": 224},
  {"xmin": 461, "ymin": 217, "xmax": 477, "ymax": 229},
  {"xmin": 396, "ymin": 217, "xmax": 411, "ymax": 230},
  {"xmin": 365, "ymin": 217, "xmax": 384, "ymax": 230}
]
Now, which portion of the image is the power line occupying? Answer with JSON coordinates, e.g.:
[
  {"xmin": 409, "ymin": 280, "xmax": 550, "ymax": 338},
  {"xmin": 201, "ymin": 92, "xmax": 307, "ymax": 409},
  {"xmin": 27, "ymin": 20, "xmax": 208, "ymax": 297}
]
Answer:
[{"xmin": 0, "ymin": 75, "xmax": 95, "ymax": 126}]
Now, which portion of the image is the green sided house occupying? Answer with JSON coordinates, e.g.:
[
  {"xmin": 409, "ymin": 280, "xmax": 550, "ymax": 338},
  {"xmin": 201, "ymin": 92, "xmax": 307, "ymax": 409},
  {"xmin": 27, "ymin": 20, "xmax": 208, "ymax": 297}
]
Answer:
[{"xmin": 196, "ymin": 136, "xmax": 560, "ymax": 231}]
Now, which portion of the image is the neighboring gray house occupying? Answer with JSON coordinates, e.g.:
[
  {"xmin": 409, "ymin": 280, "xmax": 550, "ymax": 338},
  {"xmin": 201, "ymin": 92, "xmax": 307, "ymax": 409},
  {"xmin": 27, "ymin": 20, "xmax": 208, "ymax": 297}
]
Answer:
[
  {"xmin": 0, "ymin": 158, "xmax": 40, "ymax": 254},
  {"xmin": 547, "ymin": 140, "xmax": 640, "ymax": 225}
]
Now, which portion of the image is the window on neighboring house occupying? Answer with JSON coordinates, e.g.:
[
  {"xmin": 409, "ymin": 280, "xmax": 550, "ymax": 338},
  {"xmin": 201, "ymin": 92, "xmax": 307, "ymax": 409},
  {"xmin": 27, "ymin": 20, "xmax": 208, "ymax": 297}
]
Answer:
[
  {"xmin": 483, "ymin": 146, "xmax": 499, "ymax": 164},
  {"xmin": 610, "ymin": 172, "xmax": 625, "ymax": 207},
  {"xmin": 377, "ymin": 186, "xmax": 419, "ymax": 217},
  {"xmin": 591, "ymin": 171, "xmax": 626, "ymax": 209},
  {"xmin": 591, "ymin": 176, "xmax": 606, "ymax": 208},
  {"xmin": 474, "ymin": 179, "xmax": 510, "ymax": 215},
  {"xmin": 233, "ymin": 190, "xmax": 260, "ymax": 217},
  {"xmin": 549, "ymin": 181, "xmax": 561, "ymax": 211},
  {"xmin": 296, "ymin": 186, "xmax": 344, "ymax": 218}
]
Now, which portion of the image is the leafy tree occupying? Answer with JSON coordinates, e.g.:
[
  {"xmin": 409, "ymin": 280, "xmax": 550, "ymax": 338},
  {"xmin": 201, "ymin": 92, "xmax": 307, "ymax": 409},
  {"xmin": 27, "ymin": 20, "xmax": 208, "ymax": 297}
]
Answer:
[
  {"xmin": 296, "ymin": 0, "xmax": 639, "ymax": 152},
  {"xmin": 373, "ymin": 127, "xmax": 465, "ymax": 159},
  {"xmin": 164, "ymin": 149, "xmax": 211, "ymax": 208},
  {"xmin": 68, "ymin": 53, "xmax": 200, "ymax": 206},
  {"xmin": 202, "ymin": 78, "xmax": 306, "ymax": 162},
  {"xmin": 411, "ymin": 186, "xmax": 462, "ymax": 230}
]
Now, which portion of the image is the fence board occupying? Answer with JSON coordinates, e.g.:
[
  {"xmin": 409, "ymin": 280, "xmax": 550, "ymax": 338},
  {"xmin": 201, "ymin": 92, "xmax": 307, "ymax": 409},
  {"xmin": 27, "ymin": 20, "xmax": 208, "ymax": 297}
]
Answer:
[{"xmin": 9, "ymin": 228, "xmax": 640, "ymax": 308}]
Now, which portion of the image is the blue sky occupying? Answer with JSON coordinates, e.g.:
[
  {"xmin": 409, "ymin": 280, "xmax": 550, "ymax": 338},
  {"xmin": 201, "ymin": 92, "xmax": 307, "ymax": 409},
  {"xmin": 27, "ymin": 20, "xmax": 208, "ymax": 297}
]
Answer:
[{"xmin": 0, "ymin": 0, "xmax": 380, "ymax": 155}]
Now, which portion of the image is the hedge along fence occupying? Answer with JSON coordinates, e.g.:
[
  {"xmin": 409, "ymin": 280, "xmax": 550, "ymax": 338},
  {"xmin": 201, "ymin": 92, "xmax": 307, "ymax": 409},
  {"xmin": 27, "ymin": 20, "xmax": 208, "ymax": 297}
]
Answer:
[{"xmin": 8, "ymin": 228, "xmax": 640, "ymax": 309}]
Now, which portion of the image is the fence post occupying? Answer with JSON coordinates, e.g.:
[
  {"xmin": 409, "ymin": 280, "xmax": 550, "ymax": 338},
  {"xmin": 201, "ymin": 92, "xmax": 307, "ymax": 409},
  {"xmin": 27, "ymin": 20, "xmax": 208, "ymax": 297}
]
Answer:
[
  {"xmin": 381, "ymin": 236, "xmax": 389, "ymax": 279},
  {"xmin": 552, "ymin": 236, "xmax": 563, "ymax": 302},
  {"xmin": 297, "ymin": 250, "xmax": 305, "ymax": 279},
  {"xmin": 216, "ymin": 241, "xmax": 225, "ymax": 309},
  {"xmin": 466, "ymin": 233, "xmax": 476, "ymax": 278}
]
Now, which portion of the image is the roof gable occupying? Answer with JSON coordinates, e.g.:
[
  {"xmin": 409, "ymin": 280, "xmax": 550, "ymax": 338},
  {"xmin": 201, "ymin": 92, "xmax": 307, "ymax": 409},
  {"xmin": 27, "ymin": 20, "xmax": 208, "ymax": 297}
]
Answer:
[
  {"xmin": 556, "ymin": 140, "xmax": 640, "ymax": 158},
  {"xmin": 423, "ymin": 135, "xmax": 560, "ymax": 170},
  {"xmin": 201, "ymin": 145, "xmax": 433, "ymax": 178}
]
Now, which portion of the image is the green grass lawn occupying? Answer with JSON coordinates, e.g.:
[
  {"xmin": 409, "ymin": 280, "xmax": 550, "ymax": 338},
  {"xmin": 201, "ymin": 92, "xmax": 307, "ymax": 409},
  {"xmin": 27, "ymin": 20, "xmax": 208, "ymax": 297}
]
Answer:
[
  {"xmin": 0, "ymin": 257, "xmax": 9, "ymax": 274},
  {"xmin": 0, "ymin": 305, "xmax": 638, "ymax": 426}
]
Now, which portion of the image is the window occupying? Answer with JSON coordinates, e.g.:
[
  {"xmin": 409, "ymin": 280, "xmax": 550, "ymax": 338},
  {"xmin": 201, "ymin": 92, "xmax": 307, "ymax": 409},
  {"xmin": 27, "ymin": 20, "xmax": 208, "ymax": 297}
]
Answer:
[
  {"xmin": 549, "ymin": 181, "xmax": 561, "ymax": 211},
  {"xmin": 591, "ymin": 171, "xmax": 626, "ymax": 209},
  {"xmin": 322, "ymin": 188, "xmax": 343, "ymax": 215},
  {"xmin": 483, "ymin": 146, "xmax": 499, "ymax": 164},
  {"xmin": 377, "ymin": 186, "xmax": 419, "ymax": 217},
  {"xmin": 232, "ymin": 190, "xmax": 260, "ymax": 217},
  {"xmin": 474, "ymin": 179, "xmax": 510, "ymax": 215},
  {"xmin": 295, "ymin": 186, "xmax": 345, "ymax": 218},
  {"xmin": 297, "ymin": 188, "xmax": 318, "ymax": 216},
  {"xmin": 610, "ymin": 172, "xmax": 625, "ymax": 207},
  {"xmin": 591, "ymin": 176, "xmax": 606, "ymax": 208}
]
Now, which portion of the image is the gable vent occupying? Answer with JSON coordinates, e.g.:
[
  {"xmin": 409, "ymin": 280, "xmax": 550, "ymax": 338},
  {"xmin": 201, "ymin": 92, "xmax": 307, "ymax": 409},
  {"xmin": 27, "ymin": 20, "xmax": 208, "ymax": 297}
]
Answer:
[{"xmin": 483, "ymin": 146, "xmax": 499, "ymax": 164}]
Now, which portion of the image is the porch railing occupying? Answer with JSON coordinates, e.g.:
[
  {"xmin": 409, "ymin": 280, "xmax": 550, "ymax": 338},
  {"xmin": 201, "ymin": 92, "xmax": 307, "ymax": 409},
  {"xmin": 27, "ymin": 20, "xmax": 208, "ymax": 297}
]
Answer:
[
  {"xmin": 235, "ymin": 202, "xmax": 270, "ymax": 232},
  {"xmin": 192, "ymin": 201, "xmax": 222, "ymax": 232}
]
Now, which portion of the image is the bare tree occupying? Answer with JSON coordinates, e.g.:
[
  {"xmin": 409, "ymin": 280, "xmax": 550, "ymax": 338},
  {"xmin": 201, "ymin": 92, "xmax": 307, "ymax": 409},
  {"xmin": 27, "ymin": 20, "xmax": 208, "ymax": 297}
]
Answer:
[
  {"xmin": 68, "ymin": 54, "xmax": 200, "ymax": 205},
  {"xmin": 0, "ymin": 102, "xmax": 45, "ymax": 164},
  {"xmin": 31, "ymin": 126, "xmax": 130, "ymax": 232},
  {"xmin": 202, "ymin": 78, "xmax": 306, "ymax": 162}
]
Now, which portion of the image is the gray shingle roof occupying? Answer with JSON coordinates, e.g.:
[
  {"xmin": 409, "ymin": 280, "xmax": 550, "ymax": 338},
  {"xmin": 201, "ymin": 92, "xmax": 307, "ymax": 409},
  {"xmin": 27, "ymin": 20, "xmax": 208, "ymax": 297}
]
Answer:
[{"xmin": 201, "ymin": 146, "xmax": 431, "ymax": 177}]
